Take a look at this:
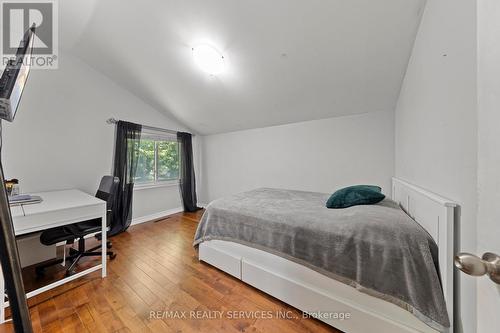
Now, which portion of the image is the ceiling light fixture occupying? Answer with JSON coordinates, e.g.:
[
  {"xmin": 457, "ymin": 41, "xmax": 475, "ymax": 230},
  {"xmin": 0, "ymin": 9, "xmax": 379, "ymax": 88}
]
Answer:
[{"xmin": 192, "ymin": 44, "xmax": 225, "ymax": 75}]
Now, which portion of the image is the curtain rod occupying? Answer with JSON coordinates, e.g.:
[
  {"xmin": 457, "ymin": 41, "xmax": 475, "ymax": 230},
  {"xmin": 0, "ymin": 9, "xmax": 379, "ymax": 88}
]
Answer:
[{"xmin": 106, "ymin": 117, "xmax": 195, "ymax": 136}]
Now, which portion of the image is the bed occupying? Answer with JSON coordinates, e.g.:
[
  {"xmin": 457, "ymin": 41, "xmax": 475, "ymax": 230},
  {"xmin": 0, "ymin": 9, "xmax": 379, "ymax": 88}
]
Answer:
[{"xmin": 194, "ymin": 178, "xmax": 455, "ymax": 333}]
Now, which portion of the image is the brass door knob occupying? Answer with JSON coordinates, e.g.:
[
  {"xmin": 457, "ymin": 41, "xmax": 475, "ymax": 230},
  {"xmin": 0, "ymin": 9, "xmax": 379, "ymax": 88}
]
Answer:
[{"xmin": 454, "ymin": 252, "xmax": 500, "ymax": 284}]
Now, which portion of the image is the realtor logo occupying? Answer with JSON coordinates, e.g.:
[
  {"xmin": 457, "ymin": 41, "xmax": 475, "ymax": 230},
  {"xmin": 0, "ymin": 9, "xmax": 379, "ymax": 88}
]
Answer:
[{"xmin": 1, "ymin": 0, "xmax": 58, "ymax": 68}]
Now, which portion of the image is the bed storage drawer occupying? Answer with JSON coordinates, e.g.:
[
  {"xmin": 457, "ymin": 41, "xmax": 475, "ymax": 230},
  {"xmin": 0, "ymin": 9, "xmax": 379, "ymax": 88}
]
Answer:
[
  {"xmin": 241, "ymin": 259, "xmax": 432, "ymax": 333},
  {"xmin": 199, "ymin": 242, "xmax": 241, "ymax": 278}
]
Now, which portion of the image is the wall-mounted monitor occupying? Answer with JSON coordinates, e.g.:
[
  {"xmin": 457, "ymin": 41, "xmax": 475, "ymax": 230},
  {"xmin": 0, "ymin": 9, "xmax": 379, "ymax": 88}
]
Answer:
[{"xmin": 0, "ymin": 24, "xmax": 35, "ymax": 122}]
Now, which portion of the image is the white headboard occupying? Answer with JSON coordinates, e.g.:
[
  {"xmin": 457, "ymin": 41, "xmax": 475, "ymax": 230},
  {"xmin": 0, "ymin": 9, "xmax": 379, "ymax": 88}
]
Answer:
[{"xmin": 392, "ymin": 177, "xmax": 456, "ymax": 332}]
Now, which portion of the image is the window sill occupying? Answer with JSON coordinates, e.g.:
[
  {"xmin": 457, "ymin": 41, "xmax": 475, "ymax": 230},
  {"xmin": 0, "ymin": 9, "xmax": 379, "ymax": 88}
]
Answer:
[{"xmin": 134, "ymin": 181, "xmax": 179, "ymax": 191}]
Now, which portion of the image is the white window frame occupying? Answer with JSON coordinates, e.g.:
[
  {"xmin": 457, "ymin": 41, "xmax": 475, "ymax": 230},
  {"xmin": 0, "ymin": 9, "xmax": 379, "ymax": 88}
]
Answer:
[{"xmin": 134, "ymin": 131, "xmax": 180, "ymax": 190}]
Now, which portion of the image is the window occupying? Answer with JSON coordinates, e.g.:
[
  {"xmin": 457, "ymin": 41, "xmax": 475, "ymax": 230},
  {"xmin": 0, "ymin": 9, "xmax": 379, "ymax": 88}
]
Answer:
[{"xmin": 134, "ymin": 133, "xmax": 179, "ymax": 187}]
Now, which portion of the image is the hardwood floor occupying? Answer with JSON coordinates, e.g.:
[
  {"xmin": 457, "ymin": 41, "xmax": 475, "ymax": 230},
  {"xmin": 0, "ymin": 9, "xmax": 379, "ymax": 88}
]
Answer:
[{"xmin": 0, "ymin": 210, "xmax": 341, "ymax": 333}]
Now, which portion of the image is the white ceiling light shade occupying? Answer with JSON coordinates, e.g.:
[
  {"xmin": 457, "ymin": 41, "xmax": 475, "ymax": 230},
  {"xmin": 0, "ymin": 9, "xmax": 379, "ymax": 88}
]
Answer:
[{"xmin": 192, "ymin": 44, "xmax": 225, "ymax": 75}]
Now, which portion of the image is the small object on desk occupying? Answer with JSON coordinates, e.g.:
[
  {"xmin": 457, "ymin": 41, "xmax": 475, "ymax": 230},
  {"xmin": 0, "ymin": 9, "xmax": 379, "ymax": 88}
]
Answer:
[
  {"xmin": 4, "ymin": 178, "xmax": 19, "ymax": 196},
  {"xmin": 8, "ymin": 194, "xmax": 43, "ymax": 206},
  {"xmin": 9, "ymin": 194, "xmax": 30, "ymax": 201},
  {"xmin": 11, "ymin": 184, "xmax": 20, "ymax": 196}
]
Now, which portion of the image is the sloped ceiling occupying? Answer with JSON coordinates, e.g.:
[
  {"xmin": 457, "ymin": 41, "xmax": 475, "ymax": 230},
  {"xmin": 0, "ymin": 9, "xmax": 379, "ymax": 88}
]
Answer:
[{"xmin": 61, "ymin": 0, "xmax": 425, "ymax": 135}]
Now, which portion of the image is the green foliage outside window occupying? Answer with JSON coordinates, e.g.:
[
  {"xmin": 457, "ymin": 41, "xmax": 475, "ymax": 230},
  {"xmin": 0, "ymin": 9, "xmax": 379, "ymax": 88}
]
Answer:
[
  {"xmin": 134, "ymin": 138, "xmax": 179, "ymax": 184},
  {"xmin": 158, "ymin": 141, "xmax": 179, "ymax": 181}
]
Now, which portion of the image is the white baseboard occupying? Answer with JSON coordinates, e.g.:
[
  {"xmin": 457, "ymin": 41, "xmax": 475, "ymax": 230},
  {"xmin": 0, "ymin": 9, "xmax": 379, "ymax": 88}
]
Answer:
[{"xmin": 131, "ymin": 207, "xmax": 184, "ymax": 226}]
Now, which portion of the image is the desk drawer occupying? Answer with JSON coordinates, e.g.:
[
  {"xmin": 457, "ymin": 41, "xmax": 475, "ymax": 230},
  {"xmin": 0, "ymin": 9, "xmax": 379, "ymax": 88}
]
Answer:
[
  {"xmin": 14, "ymin": 204, "xmax": 105, "ymax": 235},
  {"xmin": 17, "ymin": 233, "xmax": 56, "ymax": 267}
]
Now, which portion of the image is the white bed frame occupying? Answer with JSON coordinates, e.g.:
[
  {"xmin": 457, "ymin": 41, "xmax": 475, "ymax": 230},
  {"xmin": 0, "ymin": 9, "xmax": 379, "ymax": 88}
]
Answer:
[{"xmin": 199, "ymin": 177, "xmax": 456, "ymax": 333}]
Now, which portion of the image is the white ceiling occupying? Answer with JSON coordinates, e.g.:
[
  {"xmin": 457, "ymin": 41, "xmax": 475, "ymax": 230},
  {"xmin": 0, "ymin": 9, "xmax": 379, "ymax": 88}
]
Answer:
[{"xmin": 61, "ymin": 0, "xmax": 425, "ymax": 135}]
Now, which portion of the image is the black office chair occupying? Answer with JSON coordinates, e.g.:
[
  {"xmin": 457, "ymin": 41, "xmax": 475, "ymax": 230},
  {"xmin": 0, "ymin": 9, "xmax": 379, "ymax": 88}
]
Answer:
[{"xmin": 36, "ymin": 176, "xmax": 119, "ymax": 277}]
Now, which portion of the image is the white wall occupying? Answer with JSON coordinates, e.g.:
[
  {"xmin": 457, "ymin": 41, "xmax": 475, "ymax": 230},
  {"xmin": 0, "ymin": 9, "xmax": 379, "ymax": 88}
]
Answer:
[
  {"xmin": 477, "ymin": 1, "xmax": 500, "ymax": 332},
  {"xmin": 200, "ymin": 111, "xmax": 394, "ymax": 203},
  {"xmin": 394, "ymin": 0, "xmax": 478, "ymax": 332},
  {"xmin": 2, "ymin": 52, "xmax": 190, "ymax": 220}
]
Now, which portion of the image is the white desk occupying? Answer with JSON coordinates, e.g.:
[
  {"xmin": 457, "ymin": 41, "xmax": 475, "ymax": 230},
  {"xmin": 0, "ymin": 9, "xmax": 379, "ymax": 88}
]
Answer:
[{"xmin": 0, "ymin": 189, "xmax": 107, "ymax": 323}]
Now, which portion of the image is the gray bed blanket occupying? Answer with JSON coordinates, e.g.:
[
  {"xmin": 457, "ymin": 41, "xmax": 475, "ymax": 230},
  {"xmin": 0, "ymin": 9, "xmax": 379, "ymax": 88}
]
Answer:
[{"xmin": 193, "ymin": 188, "xmax": 449, "ymax": 331}]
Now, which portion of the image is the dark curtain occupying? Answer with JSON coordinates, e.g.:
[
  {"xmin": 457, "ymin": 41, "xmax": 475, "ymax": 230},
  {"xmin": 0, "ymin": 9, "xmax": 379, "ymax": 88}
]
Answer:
[
  {"xmin": 110, "ymin": 121, "xmax": 142, "ymax": 236},
  {"xmin": 177, "ymin": 132, "xmax": 201, "ymax": 212}
]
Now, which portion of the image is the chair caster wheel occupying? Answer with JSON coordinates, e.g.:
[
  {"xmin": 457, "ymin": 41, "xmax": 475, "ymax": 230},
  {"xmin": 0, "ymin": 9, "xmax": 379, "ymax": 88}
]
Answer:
[{"xmin": 109, "ymin": 253, "xmax": 117, "ymax": 260}]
